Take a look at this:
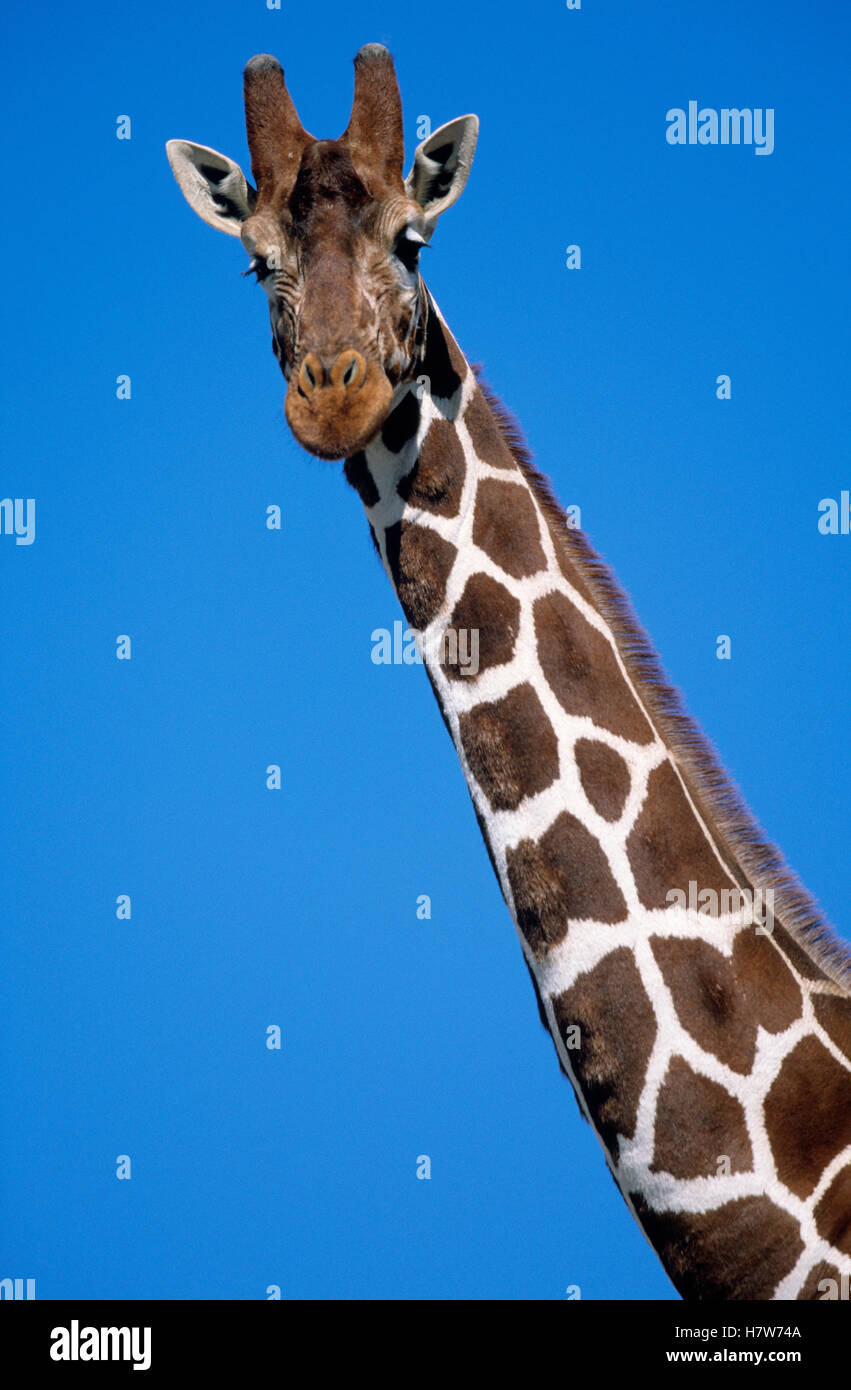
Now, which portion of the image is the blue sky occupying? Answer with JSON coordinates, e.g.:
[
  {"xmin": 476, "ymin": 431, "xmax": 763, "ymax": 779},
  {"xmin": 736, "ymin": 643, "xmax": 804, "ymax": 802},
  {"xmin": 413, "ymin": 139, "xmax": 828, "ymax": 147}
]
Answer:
[{"xmin": 1, "ymin": 0, "xmax": 848, "ymax": 1300}]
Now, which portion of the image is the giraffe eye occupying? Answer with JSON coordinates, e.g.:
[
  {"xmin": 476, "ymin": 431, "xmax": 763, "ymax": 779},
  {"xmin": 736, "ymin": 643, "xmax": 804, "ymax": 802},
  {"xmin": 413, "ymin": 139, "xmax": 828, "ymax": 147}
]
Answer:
[
  {"xmin": 243, "ymin": 255, "xmax": 273, "ymax": 283},
  {"xmin": 393, "ymin": 226, "xmax": 427, "ymax": 273}
]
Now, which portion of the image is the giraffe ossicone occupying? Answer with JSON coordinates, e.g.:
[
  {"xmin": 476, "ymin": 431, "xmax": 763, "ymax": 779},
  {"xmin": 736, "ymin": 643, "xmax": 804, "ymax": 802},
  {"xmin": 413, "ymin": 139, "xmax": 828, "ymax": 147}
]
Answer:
[{"xmin": 167, "ymin": 44, "xmax": 851, "ymax": 1301}]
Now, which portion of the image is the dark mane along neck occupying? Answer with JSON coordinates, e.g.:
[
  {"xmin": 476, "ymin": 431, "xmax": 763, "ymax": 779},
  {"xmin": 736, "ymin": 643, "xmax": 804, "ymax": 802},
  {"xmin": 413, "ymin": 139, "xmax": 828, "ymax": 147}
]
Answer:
[
  {"xmin": 353, "ymin": 303, "xmax": 850, "ymax": 990},
  {"xmin": 344, "ymin": 297, "xmax": 851, "ymax": 1301},
  {"xmin": 481, "ymin": 371, "xmax": 850, "ymax": 990}
]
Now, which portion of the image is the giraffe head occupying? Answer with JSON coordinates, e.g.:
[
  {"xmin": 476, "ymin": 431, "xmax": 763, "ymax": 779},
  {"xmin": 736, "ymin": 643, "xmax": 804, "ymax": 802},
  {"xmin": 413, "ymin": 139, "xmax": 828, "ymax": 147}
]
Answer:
[{"xmin": 167, "ymin": 47, "xmax": 478, "ymax": 460}]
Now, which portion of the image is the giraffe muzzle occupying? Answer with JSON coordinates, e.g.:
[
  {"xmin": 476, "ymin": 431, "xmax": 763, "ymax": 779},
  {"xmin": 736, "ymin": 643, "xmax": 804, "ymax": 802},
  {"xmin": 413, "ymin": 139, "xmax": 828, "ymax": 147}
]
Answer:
[
  {"xmin": 298, "ymin": 350, "xmax": 366, "ymax": 395},
  {"xmin": 285, "ymin": 348, "xmax": 393, "ymax": 460}
]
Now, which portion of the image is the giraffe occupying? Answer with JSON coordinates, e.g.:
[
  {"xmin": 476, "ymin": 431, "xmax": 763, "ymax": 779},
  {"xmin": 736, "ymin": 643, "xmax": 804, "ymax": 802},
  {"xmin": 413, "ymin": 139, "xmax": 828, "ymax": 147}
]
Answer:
[{"xmin": 166, "ymin": 46, "xmax": 851, "ymax": 1301}]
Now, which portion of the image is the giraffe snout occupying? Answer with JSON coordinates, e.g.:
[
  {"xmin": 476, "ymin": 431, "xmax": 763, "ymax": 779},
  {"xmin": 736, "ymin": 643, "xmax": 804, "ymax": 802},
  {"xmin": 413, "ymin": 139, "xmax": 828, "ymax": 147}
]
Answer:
[
  {"xmin": 285, "ymin": 349, "xmax": 393, "ymax": 460},
  {"xmin": 297, "ymin": 350, "xmax": 367, "ymax": 397}
]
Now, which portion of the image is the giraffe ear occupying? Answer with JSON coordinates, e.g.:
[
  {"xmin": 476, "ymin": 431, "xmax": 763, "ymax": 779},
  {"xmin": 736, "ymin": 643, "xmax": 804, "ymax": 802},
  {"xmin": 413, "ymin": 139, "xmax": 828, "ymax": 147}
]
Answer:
[
  {"xmin": 405, "ymin": 116, "xmax": 478, "ymax": 230},
  {"xmin": 166, "ymin": 140, "xmax": 257, "ymax": 237}
]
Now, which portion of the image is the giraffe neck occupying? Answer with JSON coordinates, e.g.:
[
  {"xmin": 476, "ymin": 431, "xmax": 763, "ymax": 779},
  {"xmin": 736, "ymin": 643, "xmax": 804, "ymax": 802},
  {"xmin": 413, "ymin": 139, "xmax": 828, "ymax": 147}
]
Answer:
[{"xmin": 345, "ymin": 295, "xmax": 851, "ymax": 1301}]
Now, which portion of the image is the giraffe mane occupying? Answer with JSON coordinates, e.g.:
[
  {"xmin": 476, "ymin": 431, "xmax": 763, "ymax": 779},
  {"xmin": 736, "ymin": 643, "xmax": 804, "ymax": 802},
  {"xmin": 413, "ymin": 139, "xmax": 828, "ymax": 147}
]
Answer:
[{"xmin": 472, "ymin": 367, "xmax": 851, "ymax": 991}]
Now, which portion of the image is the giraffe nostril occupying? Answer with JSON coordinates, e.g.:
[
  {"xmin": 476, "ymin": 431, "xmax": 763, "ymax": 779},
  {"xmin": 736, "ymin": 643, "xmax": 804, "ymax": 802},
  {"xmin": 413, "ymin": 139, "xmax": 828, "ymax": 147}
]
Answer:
[
  {"xmin": 331, "ymin": 349, "xmax": 366, "ymax": 392},
  {"xmin": 298, "ymin": 352, "xmax": 323, "ymax": 396}
]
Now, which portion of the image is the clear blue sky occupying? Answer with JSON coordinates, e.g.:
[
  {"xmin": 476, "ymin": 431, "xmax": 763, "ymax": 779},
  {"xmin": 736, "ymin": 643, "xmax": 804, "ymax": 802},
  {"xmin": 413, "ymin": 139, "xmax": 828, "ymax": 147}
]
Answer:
[{"xmin": 1, "ymin": 0, "xmax": 848, "ymax": 1300}]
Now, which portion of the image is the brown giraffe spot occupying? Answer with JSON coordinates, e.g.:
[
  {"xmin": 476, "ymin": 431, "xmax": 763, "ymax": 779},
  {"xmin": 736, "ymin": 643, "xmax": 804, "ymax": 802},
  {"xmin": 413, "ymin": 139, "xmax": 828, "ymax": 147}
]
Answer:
[
  {"xmin": 770, "ymin": 922, "xmax": 831, "ymax": 982},
  {"xmin": 472, "ymin": 478, "xmax": 546, "ymax": 579},
  {"xmin": 343, "ymin": 450, "xmax": 379, "ymax": 507},
  {"xmin": 506, "ymin": 812, "xmax": 627, "ymax": 956},
  {"xmin": 650, "ymin": 938, "xmax": 753, "ymax": 1073},
  {"xmin": 551, "ymin": 540, "xmax": 597, "ymax": 607},
  {"xmin": 397, "ymin": 416, "xmax": 466, "ymax": 517},
  {"xmin": 630, "ymin": 1193, "xmax": 803, "ymax": 1300},
  {"xmin": 552, "ymin": 947, "xmax": 656, "ymax": 1158},
  {"xmin": 384, "ymin": 521, "xmax": 456, "ymax": 630},
  {"xmin": 731, "ymin": 929, "xmax": 802, "ymax": 1032},
  {"xmin": 443, "ymin": 328, "xmax": 469, "ymax": 384},
  {"xmin": 813, "ymin": 994, "xmax": 851, "ymax": 1062},
  {"xmin": 534, "ymin": 590, "xmax": 654, "ymax": 745},
  {"xmin": 651, "ymin": 1056, "xmax": 753, "ymax": 1179},
  {"xmin": 463, "ymin": 388, "xmax": 516, "ymax": 469},
  {"xmin": 650, "ymin": 933, "xmax": 803, "ymax": 1076},
  {"xmin": 458, "ymin": 683, "xmax": 559, "ymax": 812},
  {"xmin": 814, "ymin": 1165, "xmax": 851, "ymax": 1256},
  {"xmin": 627, "ymin": 760, "xmax": 737, "ymax": 910},
  {"xmin": 381, "ymin": 388, "xmax": 421, "ymax": 454},
  {"xmin": 440, "ymin": 572, "xmax": 520, "ymax": 682},
  {"xmin": 764, "ymin": 1036, "xmax": 851, "ymax": 1199},
  {"xmin": 797, "ymin": 1261, "xmax": 844, "ymax": 1300},
  {"xmin": 574, "ymin": 738, "xmax": 630, "ymax": 822},
  {"xmin": 420, "ymin": 311, "xmax": 464, "ymax": 400}
]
